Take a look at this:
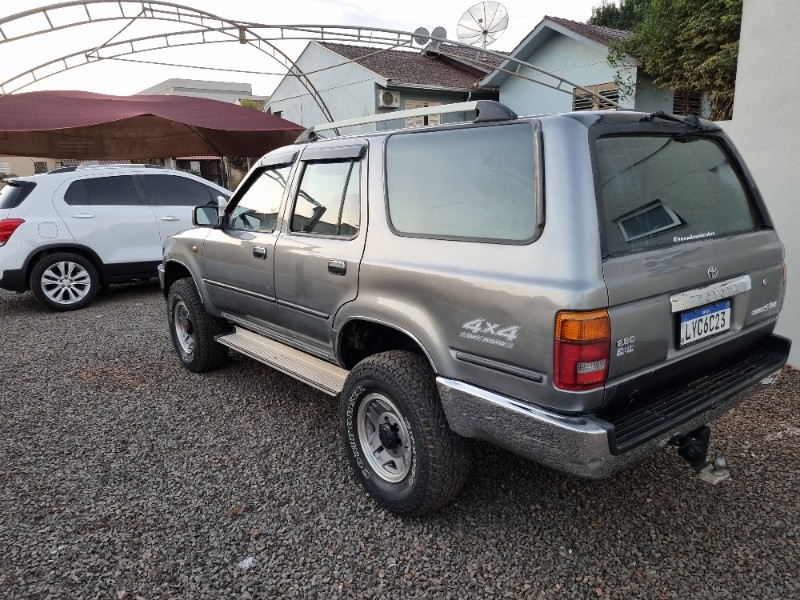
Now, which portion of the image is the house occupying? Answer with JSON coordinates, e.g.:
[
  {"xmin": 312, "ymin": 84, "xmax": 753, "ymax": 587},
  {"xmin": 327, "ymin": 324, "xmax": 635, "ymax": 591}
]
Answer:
[
  {"xmin": 480, "ymin": 16, "xmax": 703, "ymax": 118},
  {"xmin": 264, "ymin": 41, "xmax": 501, "ymax": 134}
]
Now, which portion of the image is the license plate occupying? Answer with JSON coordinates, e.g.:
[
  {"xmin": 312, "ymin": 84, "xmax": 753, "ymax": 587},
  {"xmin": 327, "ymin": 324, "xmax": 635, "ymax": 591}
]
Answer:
[{"xmin": 679, "ymin": 300, "xmax": 731, "ymax": 347}]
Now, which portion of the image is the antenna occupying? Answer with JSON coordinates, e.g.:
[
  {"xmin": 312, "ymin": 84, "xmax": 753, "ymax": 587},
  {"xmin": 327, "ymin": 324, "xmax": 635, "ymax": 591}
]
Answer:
[{"xmin": 457, "ymin": 1, "xmax": 509, "ymax": 49}]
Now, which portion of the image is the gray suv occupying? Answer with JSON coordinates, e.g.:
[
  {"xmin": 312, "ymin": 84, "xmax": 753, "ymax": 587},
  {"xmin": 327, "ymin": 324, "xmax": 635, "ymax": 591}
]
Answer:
[{"xmin": 160, "ymin": 101, "xmax": 791, "ymax": 516}]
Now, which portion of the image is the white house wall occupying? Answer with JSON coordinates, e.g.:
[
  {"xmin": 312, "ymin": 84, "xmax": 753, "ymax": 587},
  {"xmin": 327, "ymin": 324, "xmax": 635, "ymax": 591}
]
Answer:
[
  {"xmin": 719, "ymin": 0, "xmax": 799, "ymax": 366},
  {"xmin": 499, "ymin": 33, "xmax": 634, "ymax": 116},
  {"xmin": 266, "ymin": 43, "xmax": 380, "ymax": 134}
]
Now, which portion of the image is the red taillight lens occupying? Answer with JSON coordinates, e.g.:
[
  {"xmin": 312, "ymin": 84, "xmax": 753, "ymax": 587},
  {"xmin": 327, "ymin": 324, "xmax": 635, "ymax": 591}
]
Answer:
[
  {"xmin": 554, "ymin": 309, "xmax": 610, "ymax": 391},
  {"xmin": 0, "ymin": 218, "xmax": 25, "ymax": 246}
]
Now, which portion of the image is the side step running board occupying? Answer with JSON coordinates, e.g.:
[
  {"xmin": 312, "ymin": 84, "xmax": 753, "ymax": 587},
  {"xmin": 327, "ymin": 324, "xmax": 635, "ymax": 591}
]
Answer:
[{"xmin": 216, "ymin": 327, "xmax": 348, "ymax": 396}]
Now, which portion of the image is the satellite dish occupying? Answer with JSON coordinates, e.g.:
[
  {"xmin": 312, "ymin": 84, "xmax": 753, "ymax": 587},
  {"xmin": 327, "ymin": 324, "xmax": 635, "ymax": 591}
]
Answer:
[
  {"xmin": 457, "ymin": 1, "xmax": 509, "ymax": 48},
  {"xmin": 431, "ymin": 26, "xmax": 447, "ymax": 40},
  {"xmin": 413, "ymin": 27, "xmax": 430, "ymax": 46}
]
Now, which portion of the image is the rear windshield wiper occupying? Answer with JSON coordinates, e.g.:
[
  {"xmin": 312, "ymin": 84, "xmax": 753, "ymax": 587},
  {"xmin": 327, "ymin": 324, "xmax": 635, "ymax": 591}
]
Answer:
[{"xmin": 639, "ymin": 111, "xmax": 715, "ymax": 140}]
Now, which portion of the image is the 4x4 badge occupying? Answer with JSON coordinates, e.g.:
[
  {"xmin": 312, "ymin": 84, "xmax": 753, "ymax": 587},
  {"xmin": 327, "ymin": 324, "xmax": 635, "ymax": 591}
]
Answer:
[{"xmin": 707, "ymin": 266, "xmax": 719, "ymax": 280}]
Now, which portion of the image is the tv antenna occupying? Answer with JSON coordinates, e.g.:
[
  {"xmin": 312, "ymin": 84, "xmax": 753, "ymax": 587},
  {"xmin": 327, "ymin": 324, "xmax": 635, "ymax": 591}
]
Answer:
[{"xmin": 457, "ymin": 1, "xmax": 509, "ymax": 48}]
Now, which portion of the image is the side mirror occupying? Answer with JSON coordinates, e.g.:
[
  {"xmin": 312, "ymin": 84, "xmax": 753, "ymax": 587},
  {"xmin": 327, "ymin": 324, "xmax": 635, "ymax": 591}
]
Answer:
[
  {"xmin": 193, "ymin": 205, "xmax": 220, "ymax": 227},
  {"xmin": 216, "ymin": 194, "xmax": 228, "ymax": 209}
]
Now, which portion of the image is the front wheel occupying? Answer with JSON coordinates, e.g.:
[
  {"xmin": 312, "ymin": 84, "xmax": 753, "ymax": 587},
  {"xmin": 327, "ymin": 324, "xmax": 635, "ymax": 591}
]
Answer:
[
  {"xmin": 340, "ymin": 351, "xmax": 470, "ymax": 516},
  {"xmin": 167, "ymin": 278, "xmax": 229, "ymax": 372},
  {"xmin": 30, "ymin": 252, "xmax": 99, "ymax": 311}
]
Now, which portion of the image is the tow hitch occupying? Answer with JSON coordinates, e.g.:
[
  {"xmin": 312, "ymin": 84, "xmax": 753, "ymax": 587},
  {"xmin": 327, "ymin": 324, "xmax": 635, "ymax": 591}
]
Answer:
[{"xmin": 671, "ymin": 425, "xmax": 730, "ymax": 485}]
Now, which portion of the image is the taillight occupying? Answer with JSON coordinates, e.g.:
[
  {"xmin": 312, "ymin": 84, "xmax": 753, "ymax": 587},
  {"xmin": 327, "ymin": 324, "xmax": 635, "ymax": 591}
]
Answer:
[
  {"xmin": 0, "ymin": 218, "xmax": 25, "ymax": 246},
  {"xmin": 554, "ymin": 309, "xmax": 610, "ymax": 391}
]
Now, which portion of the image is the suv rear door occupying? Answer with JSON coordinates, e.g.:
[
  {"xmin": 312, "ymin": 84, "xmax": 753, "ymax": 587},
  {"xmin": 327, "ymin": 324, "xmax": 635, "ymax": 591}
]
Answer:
[
  {"xmin": 272, "ymin": 143, "xmax": 367, "ymax": 354},
  {"xmin": 52, "ymin": 174, "xmax": 162, "ymax": 265},
  {"xmin": 593, "ymin": 123, "xmax": 785, "ymax": 417}
]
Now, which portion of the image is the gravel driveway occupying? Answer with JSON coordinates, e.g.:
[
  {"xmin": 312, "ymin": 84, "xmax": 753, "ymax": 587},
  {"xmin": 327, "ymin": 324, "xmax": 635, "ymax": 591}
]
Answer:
[{"xmin": 1, "ymin": 284, "xmax": 798, "ymax": 599}]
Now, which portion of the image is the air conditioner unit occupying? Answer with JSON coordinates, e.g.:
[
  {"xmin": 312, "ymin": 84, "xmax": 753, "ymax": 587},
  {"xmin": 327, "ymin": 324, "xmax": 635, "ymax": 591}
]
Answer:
[{"xmin": 377, "ymin": 90, "xmax": 400, "ymax": 109}]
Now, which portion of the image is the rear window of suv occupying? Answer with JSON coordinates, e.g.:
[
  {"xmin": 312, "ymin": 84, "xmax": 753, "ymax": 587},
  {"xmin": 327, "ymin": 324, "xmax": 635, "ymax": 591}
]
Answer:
[
  {"xmin": 595, "ymin": 134, "xmax": 758, "ymax": 255},
  {"xmin": 0, "ymin": 181, "xmax": 36, "ymax": 209}
]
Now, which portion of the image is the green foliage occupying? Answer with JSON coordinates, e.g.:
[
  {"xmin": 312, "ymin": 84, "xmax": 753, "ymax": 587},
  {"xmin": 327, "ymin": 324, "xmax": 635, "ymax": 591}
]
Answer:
[
  {"xmin": 600, "ymin": 0, "xmax": 742, "ymax": 120},
  {"xmin": 238, "ymin": 98, "xmax": 266, "ymax": 111},
  {"xmin": 588, "ymin": 0, "xmax": 651, "ymax": 30}
]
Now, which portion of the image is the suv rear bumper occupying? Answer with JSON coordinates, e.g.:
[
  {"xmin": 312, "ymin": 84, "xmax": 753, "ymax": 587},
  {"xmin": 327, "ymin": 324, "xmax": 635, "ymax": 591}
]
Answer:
[{"xmin": 437, "ymin": 334, "xmax": 791, "ymax": 479}]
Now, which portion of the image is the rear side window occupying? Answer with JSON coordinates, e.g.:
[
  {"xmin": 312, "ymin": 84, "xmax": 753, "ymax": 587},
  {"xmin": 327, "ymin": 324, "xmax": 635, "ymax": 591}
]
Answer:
[
  {"xmin": 0, "ymin": 181, "xmax": 36, "ymax": 209},
  {"xmin": 141, "ymin": 174, "xmax": 226, "ymax": 206},
  {"xmin": 64, "ymin": 176, "xmax": 141, "ymax": 206},
  {"xmin": 595, "ymin": 135, "xmax": 758, "ymax": 255},
  {"xmin": 290, "ymin": 160, "xmax": 360, "ymax": 237},
  {"xmin": 385, "ymin": 123, "xmax": 539, "ymax": 243}
]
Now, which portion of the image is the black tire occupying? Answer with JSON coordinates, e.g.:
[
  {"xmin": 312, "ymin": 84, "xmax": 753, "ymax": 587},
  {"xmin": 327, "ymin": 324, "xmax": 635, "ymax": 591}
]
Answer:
[
  {"xmin": 167, "ymin": 278, "xmax": 229, "ymax": 372},
  {"xmin": 29, "ymin": 252, "xmax": 99, "ymax": 311},
  {"xmin": 340, "ymin": 350, "xmax": 470, "ymax": 516}
]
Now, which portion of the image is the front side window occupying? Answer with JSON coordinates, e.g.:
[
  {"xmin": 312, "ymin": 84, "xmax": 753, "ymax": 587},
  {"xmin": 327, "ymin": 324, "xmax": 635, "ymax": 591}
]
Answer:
[
  {"xmin": 290, "ymin": 160, "xmax": 360, "ymax": 237},
  {"xmin": 64, "ymin": 176, "xmax": 141, "ymax": 206},
  {"xmin": 595, "ymin": 134, "xmax": 758, "ymax": 255},
  {"xmin": 385, "ymin": 123, "xmax": 538, "ymax": 243},
  {"xmin": 227, "ymin": 165, "xmax": 291, "ymax": 233}
]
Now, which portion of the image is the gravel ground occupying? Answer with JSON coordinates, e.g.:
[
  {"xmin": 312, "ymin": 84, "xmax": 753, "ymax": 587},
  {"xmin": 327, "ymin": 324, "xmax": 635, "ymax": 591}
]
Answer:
[{"xmin": 1, "ymin": 283, "xmax": 798, "ymax": 599}]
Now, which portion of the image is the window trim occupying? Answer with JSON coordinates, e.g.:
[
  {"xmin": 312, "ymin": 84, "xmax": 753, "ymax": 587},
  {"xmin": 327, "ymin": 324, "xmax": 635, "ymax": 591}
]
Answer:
[{"xmin": 382, "ymin": 120, "xmax": 545, "ymax": 246}]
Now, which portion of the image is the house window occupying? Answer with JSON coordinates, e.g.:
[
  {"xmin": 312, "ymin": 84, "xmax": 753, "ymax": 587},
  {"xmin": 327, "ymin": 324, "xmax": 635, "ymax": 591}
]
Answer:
[
  {"xmin": 673, "ymin": 90, "xmax": 703, "ymax": 117},
  {"xmin": 405, "ymin": 100, "xmax": 442, "ymax": 127},
  {"xmin": 34, "ymin": 161, "xmax": 48, "ymax": 174},
  {"xmin": 572, "ymin": 83, "xmax": 619, "ymax": 111}
]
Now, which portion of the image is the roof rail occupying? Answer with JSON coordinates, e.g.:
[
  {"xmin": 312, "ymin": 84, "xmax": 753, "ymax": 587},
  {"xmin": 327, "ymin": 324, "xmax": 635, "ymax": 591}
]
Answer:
[
  {"xmin": 295, "ymin": 100, "xmax": 518, "ymax": 143},
  {"xmin": 48, "ymin": 163, "xmax": 165, "ymax": 174}
]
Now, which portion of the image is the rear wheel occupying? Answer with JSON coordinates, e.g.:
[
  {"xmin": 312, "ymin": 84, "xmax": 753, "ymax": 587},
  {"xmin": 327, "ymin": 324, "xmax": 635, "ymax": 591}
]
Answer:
[
  {"xmin": 340, "ymin": 350, "xmax": 470, "ymax": 516},
  {"xmin": 167, "ymin": 278, "xmax": 229, "ymax": 372},
  {"xmin": 30, "ymin": 252, "xmax": 99, "ymax": 311}
]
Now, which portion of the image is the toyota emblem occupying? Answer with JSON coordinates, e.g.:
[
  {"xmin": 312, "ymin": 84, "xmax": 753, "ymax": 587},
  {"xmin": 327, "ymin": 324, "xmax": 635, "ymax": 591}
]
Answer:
[{"xmin": 707, "ymin": 266, "xmax": 719, "ymax": 279}]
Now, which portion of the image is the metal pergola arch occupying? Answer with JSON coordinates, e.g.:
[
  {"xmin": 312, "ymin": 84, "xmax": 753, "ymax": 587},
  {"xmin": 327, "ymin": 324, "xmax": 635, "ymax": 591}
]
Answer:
[{"xmin": 0, "ymin": 1, "xmax": 622, "ymax": 121}]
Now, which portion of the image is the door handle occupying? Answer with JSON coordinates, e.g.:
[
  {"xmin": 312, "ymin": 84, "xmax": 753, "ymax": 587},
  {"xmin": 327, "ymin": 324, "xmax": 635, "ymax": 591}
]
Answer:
[
  {"xmin": 160, "ymin": 216, "xmax": 180, "ymax": 222},
  {"xmin": 72, "ymin": 213, "xmax": 94, "ymax": 219},
  {"xmin": 253, "ymin": 246, "xmax": 267, "ymax": 259},
  {"xmin": 328, "ymin": 259, "xmax": 346, "ymax": 275}
]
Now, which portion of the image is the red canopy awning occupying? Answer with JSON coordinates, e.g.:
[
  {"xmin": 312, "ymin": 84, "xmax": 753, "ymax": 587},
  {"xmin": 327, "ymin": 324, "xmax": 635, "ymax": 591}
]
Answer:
[{"xmin": 0, "ymin": 90, "xmax": 304, "ymax": 159}]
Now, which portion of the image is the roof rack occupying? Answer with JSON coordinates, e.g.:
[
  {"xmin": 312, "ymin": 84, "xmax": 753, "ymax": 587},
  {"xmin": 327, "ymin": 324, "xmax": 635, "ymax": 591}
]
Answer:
[{"xmin": 295, "ymin": 100, "xmax": 518, "ymax": 143}]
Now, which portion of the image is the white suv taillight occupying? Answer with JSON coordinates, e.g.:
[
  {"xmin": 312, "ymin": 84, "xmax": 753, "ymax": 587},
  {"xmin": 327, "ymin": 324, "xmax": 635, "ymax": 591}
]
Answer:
[
  {"xmin": 0, "ymin": 218, "xmax": 25, "ymax": 246},
  {"xmin": 554, "ymin": 309, "xmax": 611, "ymax": 391}
]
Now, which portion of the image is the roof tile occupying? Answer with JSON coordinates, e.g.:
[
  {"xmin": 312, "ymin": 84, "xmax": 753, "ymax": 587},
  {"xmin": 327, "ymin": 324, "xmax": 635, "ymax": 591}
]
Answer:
[{"xmin": 318, "ymin": 42, "xmax": 495, "ymax": 90}]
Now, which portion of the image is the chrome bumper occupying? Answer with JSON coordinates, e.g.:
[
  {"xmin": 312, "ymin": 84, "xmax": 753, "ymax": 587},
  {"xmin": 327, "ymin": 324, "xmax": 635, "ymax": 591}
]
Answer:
[
  {"xmin": 157, "ymin": 263, "xmax": 166, "ymax": 289},
  {"xmin": 437, "ymin": 376, "xmax": 761, "ymax": 479}
]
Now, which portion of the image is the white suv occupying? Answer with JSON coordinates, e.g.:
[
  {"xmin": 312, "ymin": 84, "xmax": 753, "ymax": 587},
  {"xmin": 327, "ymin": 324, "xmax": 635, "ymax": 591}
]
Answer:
[{"xmin": 0, "ymin": 164, "xmax": 230, "ymax": 311}]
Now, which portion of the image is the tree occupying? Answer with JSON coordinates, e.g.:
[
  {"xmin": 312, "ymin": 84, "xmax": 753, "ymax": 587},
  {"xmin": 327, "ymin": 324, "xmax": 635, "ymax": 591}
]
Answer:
[
  {"xmin": 621, "ymin": 0, "xmax": 742, "ymax": 120},
  {"xmin": 588, "ymin": 0, "xmax": 651, "ymax": 30},
  {"xmin": 592, "ymin": 0, "xmax": 742, "ymax": 120}
]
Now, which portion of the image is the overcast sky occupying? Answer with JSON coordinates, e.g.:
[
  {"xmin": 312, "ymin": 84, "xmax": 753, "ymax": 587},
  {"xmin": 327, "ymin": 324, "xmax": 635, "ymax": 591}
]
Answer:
[{"xmin": 0, "ymin": 0, "xmax": 602, "ymax": 96}]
